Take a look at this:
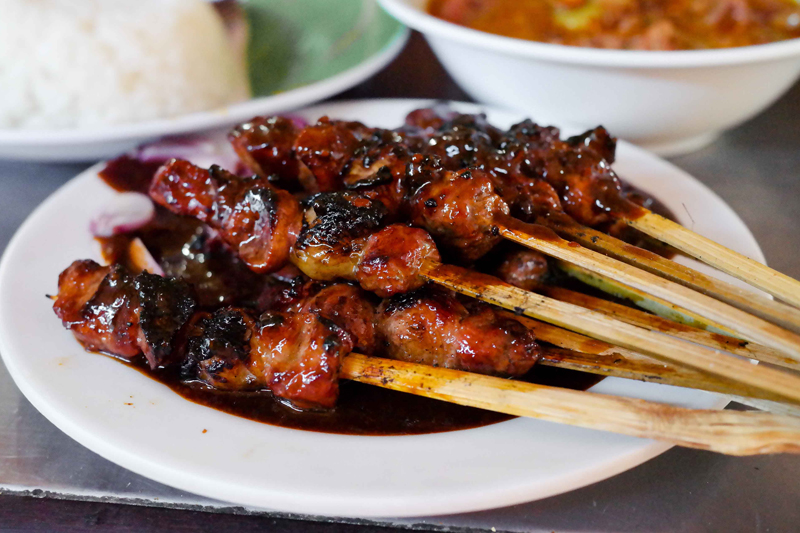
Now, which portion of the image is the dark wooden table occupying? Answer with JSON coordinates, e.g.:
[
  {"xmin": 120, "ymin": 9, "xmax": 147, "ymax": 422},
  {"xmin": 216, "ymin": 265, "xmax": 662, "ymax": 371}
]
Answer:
[{"xmin": 2, "ymin": 32, "xmax": 800, "ymax": 532}]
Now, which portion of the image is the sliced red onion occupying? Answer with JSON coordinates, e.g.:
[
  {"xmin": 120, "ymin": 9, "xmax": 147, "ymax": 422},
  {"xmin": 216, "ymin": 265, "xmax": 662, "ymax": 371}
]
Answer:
[
  {"xmin": 90, "ymin": 192, "xmax": 155, "ymax": 238},
  {"xmin": 283, "ymin": 114, "xmax": 309, "ymax": 129},
  {"xmin": 135, "ymin": 131, "xmax": 243, "ymax": 172}
]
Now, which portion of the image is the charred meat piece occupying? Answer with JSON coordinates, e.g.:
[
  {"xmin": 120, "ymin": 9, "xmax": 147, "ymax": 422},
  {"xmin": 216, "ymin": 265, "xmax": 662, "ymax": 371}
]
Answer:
[
  {"xmin": 490, "ymin": 121, "xmax": 625, "ymax": 227},
  {"xmin": 291, "ymin": 192, "xmax": 387, "ymax": 281},
  {"xmin": 293, "ymin": 118, "xmax": 369, "ymax": 192},
  {"xmin": 423, "ymin": 126, "xmax": 494, "ymax": 170},
  {"xmin": 404, "ymin": 153, "xmax": 445, "ymax": 192},
  {"xmin": 250, "ymin": 311, "xmax": 353, "ymax": 409},
  {"xmin": 378, "ymin": 289, "xmax": 540, "ymax": 376},
  {"xmin": 504, "ymin": 178, "xmax": 563, "ymax": 222},
  {"xmin": 135, "ymin": 272, "xmax": 196, "ymax": 368},
  {"xmin": 53, "ymin": 260, "xmax": 196, "ymax": 367},
  {"xmin": 404, "ymin": 108, "xmax": 503, "ymax": 147},
  {"xmin": 409, "ymin": 168, "xmax": 509, "ymax": 262},
  {"xmin": 343, "ymin": 134, "xmax": 411, "ymax": 216},
  {"xmin": 493, "ymin": 248, "xmax": 550, "ymax": 292},
  {"xmin": 546, "ymin": 151, "xmax": 624, "ymax": 227},
  {"xmin": 567, "ymin": 126, "xmax": 617, "ymax": 164},
  {"xmin": 280, "ymin": 282, "xmax": 378, "ymax": 355},
  {"xmin": 228, "ymin": 116, "xmax": 303, "ymax": 189},
  {"xmin": 356, "ymin": 224, "xmax": 440, "ymax": 298},
  {"xmin": 185, "ymin": 307, "xmax": 257, "ymax": 390},
  {"xmin": 150, "ymin": 159, "xmax": 302, "ymax": 273},
  {"xmin": 185, "ymin": 306, "xmax": 353, "ymax": 409},
  {"xmin": 53, "ymin": 260, "xmax": 112, "ymax": 325}
]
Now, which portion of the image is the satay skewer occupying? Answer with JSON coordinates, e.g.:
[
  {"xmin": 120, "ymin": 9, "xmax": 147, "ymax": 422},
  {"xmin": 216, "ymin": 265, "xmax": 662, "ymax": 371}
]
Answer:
[
  {"xmin": 424, "ymin": 262, "xmax": 800, "ymax": 406},
  {"xmin": 518, "ymin": 316, "xmax": 800, "ymax": 415},
  {"xmin": 625, "ymin": 208, "xmax": 800, "ymax": 310},
  {"xmin": 542, "ymin": 212, "xmax": 800, "ymax": 333},
  {"xmin": 539, "ymin": 286, "xmax": 793, "ymax": 369},
  {"xmin": 343, "ymin": 353, "xmax": 800, "ymax": 456},
  {"xmin": 557, "ymin": 261, "xmax": 738, "ymax": 335},
  {"xmin": 495, "ymin": 215, "xmax": 800, "ymax": 362}
]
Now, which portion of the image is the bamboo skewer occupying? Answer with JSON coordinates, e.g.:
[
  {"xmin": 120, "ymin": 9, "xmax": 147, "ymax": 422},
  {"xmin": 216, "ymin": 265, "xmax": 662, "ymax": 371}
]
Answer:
[
  {"xmin": 423, "ymin": 262, "xmax": 800, "ymax": 406},
  {"xmin": 558, "ymin": 261, "xmax": 737, "ymax": 335},
  {"xmin": 495, "ymin": 215, "xmax": 800, "ymax": 361},
  {"xmin": 537, "ymin": 346, "xmax": 784, "ymax": 403},
  {"xmin": 542, "ymin": 212, "xmax": 800, "ymax": 333},
  {"xmin": 507, "ymin": 312, "xmax": 800, "ymax": 411},
  {"xmin": 342, "ymin": 353, "xmax": 800, "ymax": 456},
  {"xmin": 626, "ymin": 209, "xmax": 800, "ymax": 310},
  {"xmin": 540, "ymin": 286, "xmax": 793, "ymax": 369}
]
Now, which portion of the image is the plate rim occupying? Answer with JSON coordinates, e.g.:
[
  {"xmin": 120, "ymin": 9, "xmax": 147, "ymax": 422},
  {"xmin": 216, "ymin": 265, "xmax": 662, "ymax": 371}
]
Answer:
[{"xmin": 0, "ymin": 99, "xmax": 759, "ymax": 517}]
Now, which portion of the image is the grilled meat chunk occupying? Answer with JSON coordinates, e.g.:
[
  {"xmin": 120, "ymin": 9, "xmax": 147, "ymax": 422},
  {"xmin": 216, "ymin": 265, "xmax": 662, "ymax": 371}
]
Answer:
[
  {"xmin": 409, "ymin": 168, "xmax": 509, "ymax": 262},
  {"xmin": 54, "ymin": 261, "xmax": 139, "ymax": 358},
  {"xmin": 53, "ymin": 260, "xmax": 196, "ymax": 367},
  {"xmin": 356, "ymin": 224, "xmax": 440, "ymax": 298},
  {"xmin": 228, "ymin": 116, "xmax": 302, "ymax": 188},
  {"xmin": 291, "ymin": 192, "xmax": 387, "ymax": 281},
  {"xmin": 378, "ymin": 289, "xmax": 540, "ymax": 376},
  {"xmin": 135, "ymin": 272, "xmax": 196, "ymax": 368},
  {"xmin": 280, "ymin": 282, "xmax": 378, "ymax": 355},
  {"xmin": 493, "ymin": 248, "xmax": 550, "ymax": 291},
  {"xmin": 185, "ymin": 308, "xmax": 257, "ymax": 390},
  {"xmin": 292, "ymin": 118, "xmax": 369, "ymax": 193},
  {"xmin": 251, "ymin": 311, "xmax": 352, "ymax": 409},
  {"xmin": 149, "ymin": 159, "xmax": 302, "ymax": 273}
]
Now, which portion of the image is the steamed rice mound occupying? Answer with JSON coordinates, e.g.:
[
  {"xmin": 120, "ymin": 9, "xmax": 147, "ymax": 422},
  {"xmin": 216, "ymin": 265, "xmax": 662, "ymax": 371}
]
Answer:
[{"xmin": 0, "ymin": 0, "xmax": 251, "ymax": 129}]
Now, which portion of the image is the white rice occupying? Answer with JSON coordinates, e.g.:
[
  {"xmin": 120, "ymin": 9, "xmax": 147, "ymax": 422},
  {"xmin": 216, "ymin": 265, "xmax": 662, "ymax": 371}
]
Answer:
[{"xmin": 0, "ymin": 0, "xmax": 251, "ymax": 129}]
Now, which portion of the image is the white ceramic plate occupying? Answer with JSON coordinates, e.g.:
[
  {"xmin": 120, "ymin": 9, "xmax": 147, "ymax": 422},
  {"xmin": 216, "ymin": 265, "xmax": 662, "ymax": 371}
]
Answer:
[
  {"xmin": 0, "ymin": 1, "xmax": 408, "ymax": 162},
  {"xmin": 0, "ymin": 100, "xmax": 763, "ymax": 518}
]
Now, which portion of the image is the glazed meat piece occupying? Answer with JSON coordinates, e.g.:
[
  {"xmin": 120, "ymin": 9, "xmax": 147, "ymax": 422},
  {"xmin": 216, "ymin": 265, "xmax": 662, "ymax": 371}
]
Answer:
[
  {"xmin": 150, "ymin": 159, "xmax": 302, "ymax": 273},
  {"xmin": 280, "ymin": 281, "xmax": 378, "ymax": 354},
  {"xmin": 378, "ymin": 288, "xmax": 540, "ymax": 376},
  {"xmin": 184, "ymin": 307, "xmax": 351, "ymax": 409},
  {"xmin": 250, "ymin": 311, "xmax": 353, "ymax": 409},
  {"xmin": 423, "ymin": 125, "xmax": 494, "ymax": 170},
  {"xmin": 544, "ymin": 150, "xmax": 624, "ymax": 227},
  {"xmin": 489, "ymin": 121, "xmax": 626, "ymax": 227},
  {"xmin": 291, "ymin": 192, "xmax": 387, "ymax": 281},
  {"xmin": 409, "ymin": 167, "xmax": 509, "ymax": 262},
  {"xmin": 228, "ymin": 116, "xmax": 303, "ymax": 188},
  {"xmin": 343, "ymin": 133, "xmax": 411, "ymax": 216},
  {"xmin": 567, "ymin": 126, "xmax": 617, "ymax": 164},
  {"xmin": 404, "ymin": 108, "xmax": 503, "ymax": 146},
  {"xmin": 53, "ymin": 260, "xmax": 196, "ymax": 368},
  {"xmin": 404, "ymin": 153, "xmax": 445, "ymax": 192},
  {"xmin": 493, "ymin": 248, "xmax": 550, "ymax": 291},
  {"xmin": 293, "ymin": 118, "xmax": 371, "ymax": 192},
  {"xmin": 53, "ymin": 260, "xmax": 139, "ymax": 358},
  {"xmin": 356, "ymin": 224, "xmax": 441, "ymax": 298}
]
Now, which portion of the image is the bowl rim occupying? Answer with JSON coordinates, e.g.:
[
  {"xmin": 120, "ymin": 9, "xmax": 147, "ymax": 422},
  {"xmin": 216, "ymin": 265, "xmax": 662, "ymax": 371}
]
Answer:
[{"xmin": 379, "ymin": 0, "xmax": 800, "ymax": 68}]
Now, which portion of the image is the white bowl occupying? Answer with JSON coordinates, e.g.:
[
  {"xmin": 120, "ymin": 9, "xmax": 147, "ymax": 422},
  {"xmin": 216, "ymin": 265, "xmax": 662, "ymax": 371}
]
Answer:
[{"xmin": 379, "ymin": 0, "xmax": 800, "ymax": 156}]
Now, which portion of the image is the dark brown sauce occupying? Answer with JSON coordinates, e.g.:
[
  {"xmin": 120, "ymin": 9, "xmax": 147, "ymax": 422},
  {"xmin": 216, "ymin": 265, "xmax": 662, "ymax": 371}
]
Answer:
[
  {"xmin": 124, "ymin": 355, "xmax": 602, "ymax": 436},
  {"xmin": 99, "ymin": 155, "xmax": 162, "ymax": 194}
]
